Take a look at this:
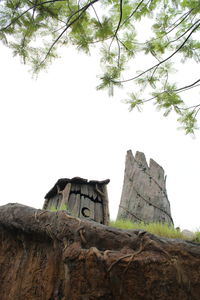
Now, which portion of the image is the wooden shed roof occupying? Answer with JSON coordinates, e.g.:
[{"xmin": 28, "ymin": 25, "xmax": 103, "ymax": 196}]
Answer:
[{"xmin": 45, "ymin": 177, "xmax": 110, "ymax": 199}]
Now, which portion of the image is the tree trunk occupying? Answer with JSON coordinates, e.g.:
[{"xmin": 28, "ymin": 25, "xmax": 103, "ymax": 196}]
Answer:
[
  {"xmin": 0, "ymin": 203, "xmax": 200, "ymax": 300},
  {"xmin": 117, "ymin": 150, "xmax": 173, "ymax": 225}
]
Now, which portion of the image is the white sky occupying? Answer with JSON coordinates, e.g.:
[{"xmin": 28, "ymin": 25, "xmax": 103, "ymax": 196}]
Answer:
[{"xmin": 0, "ymin": 43, "xmax": 200, "ymax": 231}]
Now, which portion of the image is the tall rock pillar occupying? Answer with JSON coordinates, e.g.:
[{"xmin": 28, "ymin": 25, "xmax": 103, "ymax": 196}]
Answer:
[{"xmin": 117, "ymin": 150, "xmax": 173, "ymax": 225}]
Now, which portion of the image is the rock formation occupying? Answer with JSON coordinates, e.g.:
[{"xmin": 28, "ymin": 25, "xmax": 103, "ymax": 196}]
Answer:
[
  {"xmin": 1, "ymin": 203, "xmax": 200, "ymax": 300},
  {"xmin": 117, "ymin": 150, "xmax": 173, "ymax": 225}
]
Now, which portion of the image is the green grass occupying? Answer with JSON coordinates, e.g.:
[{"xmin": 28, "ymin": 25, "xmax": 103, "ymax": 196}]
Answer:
[
  {"xmin": 109, "ymin": 220, "xmax": 191, "ymax": 240},
  {"xmin": 49, "ymin": 203, "xmax": 68, "ymax": 212},
  {"xmin": 193, "ymin": 231, "xmax": 200, "ymax": 243},
  {"xmin": 46, "ymin": 207, "xmax": 200, "ymax": 243},
  {"xmin": 60, "ymin": 203, "xmax": 68, "ymax": 210}
]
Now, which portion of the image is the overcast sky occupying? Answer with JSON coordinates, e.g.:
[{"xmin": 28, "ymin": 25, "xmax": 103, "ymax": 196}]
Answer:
[{"xmin": 0, "ymin": 43, "xmax": 200, "ymax": 231}]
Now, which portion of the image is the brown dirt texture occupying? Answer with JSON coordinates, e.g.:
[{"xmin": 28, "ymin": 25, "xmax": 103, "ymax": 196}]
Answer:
[{"xmin": 0, "ymin": 203, "xmax": 200, "ymax": 300}]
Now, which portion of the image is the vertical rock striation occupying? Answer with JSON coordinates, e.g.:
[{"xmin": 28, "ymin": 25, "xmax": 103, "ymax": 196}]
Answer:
[
  {"xmin": 117, "ymin": 150, "xmax": 173, "ymax": 225},
  {"xmin": 0, "ymin": 204, "xmax": 200, "ymax": 300}
]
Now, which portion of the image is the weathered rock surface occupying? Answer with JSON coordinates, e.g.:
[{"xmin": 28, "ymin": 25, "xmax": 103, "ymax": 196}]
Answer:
[
  {"xmin": 181, "ymin": 229, "xmax": 195, "ymax": 239},
  {"xmin": 117, "ymin": 150, "xmax": 173, "ymax": 225},
  {"xmin": 0, "ymin": 203, "xmax": 200, "ymax": 300}
]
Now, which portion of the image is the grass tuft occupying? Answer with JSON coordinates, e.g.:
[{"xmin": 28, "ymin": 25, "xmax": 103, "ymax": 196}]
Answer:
[
  {"xmin": 110, "ymin": 220, "xmax": 188, "ymax": 240},
  {"xmin": 60, "ymin": 203, "xmax": 68, "ymax": 210}
]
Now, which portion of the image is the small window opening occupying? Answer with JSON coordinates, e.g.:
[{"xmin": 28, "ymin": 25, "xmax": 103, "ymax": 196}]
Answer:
[{"xmin": 82, "ymin": 207, "xmax": 90, "ymax": 218}]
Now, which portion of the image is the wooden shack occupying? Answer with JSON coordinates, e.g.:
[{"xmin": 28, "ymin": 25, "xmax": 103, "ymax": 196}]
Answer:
[{"xmin": 43, "ymin": 177, "xmax": 110, "ymax": 225}]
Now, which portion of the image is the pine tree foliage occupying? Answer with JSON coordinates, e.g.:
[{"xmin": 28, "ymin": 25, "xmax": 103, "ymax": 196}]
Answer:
[{"xmin": 0, "ymin": 0, "xmax": 200, "ymax": 133}]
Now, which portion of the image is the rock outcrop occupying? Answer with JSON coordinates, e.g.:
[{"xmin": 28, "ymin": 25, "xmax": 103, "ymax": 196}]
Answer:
[
  {"xmin": 117, "ymin": 150, "xmax": 173, "ymax": 225},
  {"xmin": 0, "ymin": 203, "xmax": 200, "ymax": 300}
]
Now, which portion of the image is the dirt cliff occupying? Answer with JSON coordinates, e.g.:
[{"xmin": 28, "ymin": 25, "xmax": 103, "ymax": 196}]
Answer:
[{"xmin": 0, "ymin": 203, "xmax": 200, "ymax": 300}]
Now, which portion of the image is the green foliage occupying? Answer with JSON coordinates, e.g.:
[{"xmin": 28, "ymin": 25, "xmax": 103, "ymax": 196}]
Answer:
[
  {"xmin": 125, "ymin": 93, "xmax": 143, "ymax": 112},
  {"xmin": 93, "ymin": 16, "xmax": 113, "ymax": 40},
  {"xmin": 178, "ymin": 110, "xmax": 199, "ymax": 134},
  {"xmin": 0, "ymin": 0, "xmax": 200, "ymax": 133},
  {"xmin": 193, "ymin": 231, "xmax": 200, "ymax": 243},
  {"xmin": 110, "ymin": 220, "xmax": 190, "ymax": 240}
]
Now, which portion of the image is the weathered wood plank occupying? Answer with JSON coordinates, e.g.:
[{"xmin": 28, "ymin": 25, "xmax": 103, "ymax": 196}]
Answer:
[
  {"xmin": 46, "ymin": 198, "xmax": 53, "ymax": 209},
  {"xmin": 81, "ymin": 184, "xmax": 88, "ymax": 196},
  {"xmin": 70, "ymin": 183, "xmax": 81, "ymax": 193},
  {"xmin": 89, "ymin": 184, "xmax": 98, "ymax": 201},
  {"xmin": 54, "ymin": 194, "xmax": 62, "ymax": 209},
  {"xmin": 96, "ymin": 192, "xmax": 102, "ymax": 203},
  {"xmin": 70, "ymin": 183, "xmax": 76, "ymax": 192},
  {"xmin": 46, "ymin": 194, "xmax": 60, "ymax": 210},
  {"xmin": 94, "ymin": 202, "xmax": 103, "ymax": 224},
  {"xmin": 88, "ymin": 199, "xmax": 95, "ymax": 220},
  {"xmin": 80, "ymin": 196, "xmax": 95, "ymax": 220},
  {"xmin": 101, "ymin": 185, "xmax": 110, "ymax": 225},
  {"xmin": 68, "ymin": 193, "xmax": 76, "ymax": 212},
  {"xmin": 88, "ymin": 184, "xmax": 93, "ymax": 199},
  {"xmin": 59, "ymin": 183, "xmax": 71, "ymax": 208},
  {"xmin": 71, "ymin": 193, "xmax": 81, "ymax": 217}
]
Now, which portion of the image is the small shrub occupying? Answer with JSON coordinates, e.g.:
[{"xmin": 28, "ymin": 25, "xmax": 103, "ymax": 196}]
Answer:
[{"xmin": 192, "ymin": 231, "xmax": 200, "ymax": 243}]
